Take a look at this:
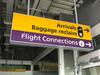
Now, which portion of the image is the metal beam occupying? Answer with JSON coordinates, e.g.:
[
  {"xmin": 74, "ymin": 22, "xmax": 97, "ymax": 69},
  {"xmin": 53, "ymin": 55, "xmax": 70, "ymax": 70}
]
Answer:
[
  {"xmin": 30, "ymin": 0, "xmax": 40, "ymax": 15},
  {"xmin": 37, "ymin": 0, "xmax": 52, "ymax": 11},
  {"xmin": 0, "ymin": 59, "xmax": 32, "ymax": 65},
  {"xmin": 77, "ymin": 49, "xmax": 100, "ymax": 65},
  {"xmin": 6, "ymin": 0, "xmax": 14, "ymax": 22},
  {"xmin": 4, "ymin": 43, "xmax": 9, "ymax": 46},
  {"xmin": 53, "ymin": 0, "xmax": 74, "ymax": 6},
  {"xmin": 47, "ymin": 0, "xmax": 53, "ymax": 11},
  {"xmin": 51, "ymin": 3, "xmax": 73, "ymax": 10},
  {"xmin": 4, "ymin": 33, "xmax": 10, "ymax": 37},
  {"xmin": 49, "ymin": 7, "xmax": 73, "ymax": 15},
  {"xmin": 64, "ymin": 0, "xmax": 78, "ymax": 3},
  {"xmin": 4, "ymin": 20, "xmax": 12, "ymax": 25},
  {"xmin": 82, "ymin": 62, "xmax": 100, "ymax": 69},
  {"xmin": 32, "ymin": 48, "xmax": 55, "ymax": 64},
  {"xmin": 91, "ymin": 23, "xmax": 100, "ymax": 38}
]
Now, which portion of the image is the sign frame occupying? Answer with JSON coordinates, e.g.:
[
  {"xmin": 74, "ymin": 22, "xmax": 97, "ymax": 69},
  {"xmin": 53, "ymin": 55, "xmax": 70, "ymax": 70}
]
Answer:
[{"xmin": 10, "ymin": 13, "xmax": 94, "ymax": 51}]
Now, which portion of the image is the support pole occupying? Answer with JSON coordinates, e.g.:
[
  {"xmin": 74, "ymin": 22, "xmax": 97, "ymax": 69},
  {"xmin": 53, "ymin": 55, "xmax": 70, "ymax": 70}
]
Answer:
[
  {"xmin": 73, "ymin": 0, "xmax": 78, "ymax": 23},
  {"xmin": 58, "ymin": 47, "xmax": 65, "ymax": 75},
  {"xmin": 27, "ymin": 0, "xmax": 30, "ymax": 15},
  {"xmin": 31, "ymin": 64, "xmax": 34, "ymax": 75},
  {"xmin": 79, "ymin": 66, "xmax": 82, "ymax": 75},
  {"xmin": 73, "ymin": 0, "xmax": 79, "ymax": 75},
  {"xmin": 73, "ymin": 50, "xmax": 78, "ymax": 75}
]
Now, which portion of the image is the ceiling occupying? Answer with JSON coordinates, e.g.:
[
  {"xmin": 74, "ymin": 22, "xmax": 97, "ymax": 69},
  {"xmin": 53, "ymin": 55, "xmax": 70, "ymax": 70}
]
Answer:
[
  {"xmin": 30, "ymin": 0, "xmax": 84, "ymax": 16},
  {"xmin": 0, "ymin": 0, "xmax": 84, "ymax": 62}
]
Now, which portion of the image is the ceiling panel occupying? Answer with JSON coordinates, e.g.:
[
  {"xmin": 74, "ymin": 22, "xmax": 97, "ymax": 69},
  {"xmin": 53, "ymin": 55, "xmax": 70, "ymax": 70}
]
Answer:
[
  {"xmin": 51, "ymin": 3, "xmax": 73, "ymax": 10},
  {"xmin": 53, "ymin": 0, "xmax": 74, "ymax": 6},
  {"xmin": 48, "ymin": 6, "xmax": 73, "ymax": 15},
  {"xmin": 31, "ymin": 0, "xmax": 52, "ymax": 15},
  {"xmin": 64, "ymin": 0, "xmax": 78, "ymax": 2},
  {"xmin": 37, "ymin": 0, "xmax": 51, "ymax": 11},
  {"xmin": 31, "ymin": 0, "xmax": 83, "ymax": 16}
]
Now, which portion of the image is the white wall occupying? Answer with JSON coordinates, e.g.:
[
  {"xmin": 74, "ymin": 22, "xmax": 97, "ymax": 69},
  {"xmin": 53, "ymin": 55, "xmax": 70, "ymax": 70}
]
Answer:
[
  {"xmin": 82, "ymin": 68, "xmax": 91, "ymax": 75},
  {"xmin": 96, "ymin": 66, "xmax": 100, "ymax": 75},
  {"xmin": 64, "ymin": 52, "xmax": 74, "ymax": 75},
  {"xmin": 82, "ymin": 66, "xmax": 100, "ymax": 75},
  {"xmin": 0, "ymin": 71, "xmax": 31, "ymax": 75}
]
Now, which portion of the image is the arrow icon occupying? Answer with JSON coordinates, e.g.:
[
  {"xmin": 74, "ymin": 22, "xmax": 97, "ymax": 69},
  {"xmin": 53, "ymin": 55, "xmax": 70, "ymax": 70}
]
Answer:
[
  {"xmin": 84, "ymin": 28, "xmax": 89, "ymax": 32},
  {"xmin": 86, "ymin": 42, "xmax": 91, "ymax": 47}
]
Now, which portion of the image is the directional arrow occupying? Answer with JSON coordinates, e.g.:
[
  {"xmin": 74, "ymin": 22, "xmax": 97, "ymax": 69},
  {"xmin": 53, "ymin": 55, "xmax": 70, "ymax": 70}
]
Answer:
[
  {"xmin": 84, "ymin": 28, "xmax": 89, "ymax": 32},
  {"xmin": 86, "ymin": 42, "xmax": 91, "ymax": 47}
]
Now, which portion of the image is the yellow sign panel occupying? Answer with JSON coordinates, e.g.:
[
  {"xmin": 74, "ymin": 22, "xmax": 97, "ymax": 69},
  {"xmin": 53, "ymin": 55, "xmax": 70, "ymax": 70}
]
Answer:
[
  {"xmin": 0, "ymin": 68, "xmax": 26, "ymax": 72},
  {"xmin": 12, "ymin": 13, "xmax": 92, "ymax": 40}
]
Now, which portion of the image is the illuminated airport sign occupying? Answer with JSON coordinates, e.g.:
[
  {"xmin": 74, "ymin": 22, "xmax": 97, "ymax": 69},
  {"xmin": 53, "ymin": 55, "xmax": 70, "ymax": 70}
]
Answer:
[
  {"xmin": 0, "ymin": 64, "xmax": 27, "ymax": 72},
  {"xmin": 10, "ymin": 13, "xmax": 93, "ymax": 50}
]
